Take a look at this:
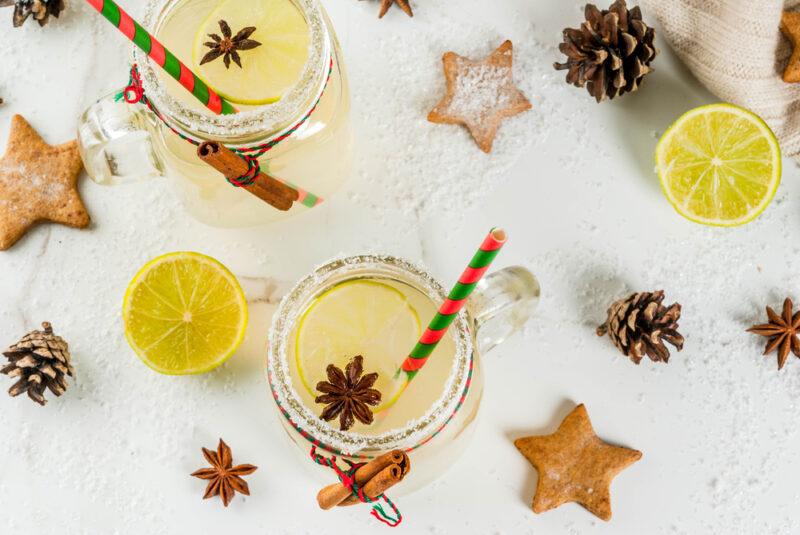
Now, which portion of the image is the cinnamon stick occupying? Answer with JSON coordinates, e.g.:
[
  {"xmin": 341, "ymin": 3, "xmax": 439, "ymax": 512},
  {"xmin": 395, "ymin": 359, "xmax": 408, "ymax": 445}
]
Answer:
[
  {"xmin": 316, "ymin": 450, "xmax": 410, "ymax": 510},
  {"xmin": 354, "ymin": 450, "xmax": 409, "ymax": 484},
  {"xmin": 317, "ymin": 481, "xmax": 353, "ymax": 510},
  {"xmin": 337, "ymin": 464, "xmax": 404, "ymax": 507},
  {"xmin": 196, "ymin": 141, "xmax": 298, "ymax": 211}
]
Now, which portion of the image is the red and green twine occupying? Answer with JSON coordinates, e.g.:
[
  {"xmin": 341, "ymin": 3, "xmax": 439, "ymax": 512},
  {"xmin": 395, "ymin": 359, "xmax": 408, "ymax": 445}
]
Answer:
[
  {"xmin": 86, "ymin": 0, "xmax": 236, "ymax": 115},
  {"xmin": 267, "ymin": 354, "xmax": 474, "ymax": 458},
  {"xmin": 266, "ymin": 354, "xmax": 476, "ymax": 527},
  {"xmin": 115, "ymin": 62, "xmax": 331, "ymax": 208},
  {"xmin": 88, "ymin": 0, "xmax": 328, "ymax": 206},
  {"xmin": 310, "ymin": 447, "xmax": 402, "ymax": 527}
]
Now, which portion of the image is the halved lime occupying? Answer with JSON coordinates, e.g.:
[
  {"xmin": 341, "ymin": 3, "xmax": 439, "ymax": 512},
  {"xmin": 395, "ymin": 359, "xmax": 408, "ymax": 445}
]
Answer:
[
  {"xmin": 656, "ymin": 103, "xmax": 781, "ymax": 227},
  {"xmin": 123, "ymin": 252, "xmax": 248, "ymax": 375},
  {"xmin": 192, "ymin": 0, "xmax": 311, "ymax": 105},
  {"xmin": 295, "ymin": 280, "xmax": 421, "ymax": 413}
]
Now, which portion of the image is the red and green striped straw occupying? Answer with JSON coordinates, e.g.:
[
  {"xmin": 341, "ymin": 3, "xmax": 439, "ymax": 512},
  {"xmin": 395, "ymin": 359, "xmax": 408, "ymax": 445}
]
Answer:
[
  {"xmin": 85, "ymin": 0, "xmax": 237, "ymax": 115},
  {"xmin": 399, "ymin": 228, "xmax": 507, "ymax": 382}
]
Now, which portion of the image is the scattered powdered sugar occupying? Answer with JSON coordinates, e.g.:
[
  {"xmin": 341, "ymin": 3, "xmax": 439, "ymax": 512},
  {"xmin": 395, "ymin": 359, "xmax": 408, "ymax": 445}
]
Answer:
[
  {"xmin": 449, "ymin": 61, "xmax": 515, "ymax": 122},
  {"xmin": 344, "ymin": 6, "xmax": 556, "ymax": 221},
  {"xmin": 2, "ymin": 0, "xmax": 800, "ymax": 533},
  {"xmin": 517, "ymin": 185, "xmax": 800, "ymax": 533},
  {"xmin": 24, "ymin": 170, "xmax": 67, "ymax": 201}
]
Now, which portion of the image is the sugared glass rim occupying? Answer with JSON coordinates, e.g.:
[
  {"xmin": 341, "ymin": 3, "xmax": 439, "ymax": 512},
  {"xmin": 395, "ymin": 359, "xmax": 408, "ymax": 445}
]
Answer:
[
  {"xmin": 267, "ymin": 255, "xmax": 473, "ymax": 456},
  {"xmin": 137, "ymin": 0, "xmax": 330, "ymax": 141}
]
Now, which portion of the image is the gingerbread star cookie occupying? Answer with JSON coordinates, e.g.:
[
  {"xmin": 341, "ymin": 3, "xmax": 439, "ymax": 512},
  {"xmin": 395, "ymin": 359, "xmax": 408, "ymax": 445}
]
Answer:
[
  {"xmin": 781, "ymin": 11, "xmax": 800, "ymax": 83},
  {"xmin": 428, "ymin": 40, "xmax": 532, "ymax": 153},
  {"xmin": 0, "ymin": 115, "xmax": 89, "ymax": 250},
  {"xmin": 514, "ymin": 404, "xmax": 642, "ymax": 521}
]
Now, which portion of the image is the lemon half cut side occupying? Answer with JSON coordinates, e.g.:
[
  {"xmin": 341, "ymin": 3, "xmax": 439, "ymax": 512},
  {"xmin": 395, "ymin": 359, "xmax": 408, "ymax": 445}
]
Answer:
[
  {"xmin": 123, "ymin": 252, "xmax": 248, "ymax": 375},
  {"xmin": 656, "ymin": 103, "xmax": 781, "ymax": 227}
]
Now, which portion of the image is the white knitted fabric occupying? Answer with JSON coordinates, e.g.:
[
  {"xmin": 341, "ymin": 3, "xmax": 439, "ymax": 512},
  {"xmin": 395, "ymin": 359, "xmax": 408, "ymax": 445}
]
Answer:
[{"xmin": 641, "ymin": 0, "xmax": 800, "ymax": 157}]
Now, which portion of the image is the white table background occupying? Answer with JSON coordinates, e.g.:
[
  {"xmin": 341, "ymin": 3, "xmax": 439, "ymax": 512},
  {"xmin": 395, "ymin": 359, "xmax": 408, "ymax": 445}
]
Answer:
[{"xmin": 2, "ymin": 0, "xmax": 800, "ymax": 533}]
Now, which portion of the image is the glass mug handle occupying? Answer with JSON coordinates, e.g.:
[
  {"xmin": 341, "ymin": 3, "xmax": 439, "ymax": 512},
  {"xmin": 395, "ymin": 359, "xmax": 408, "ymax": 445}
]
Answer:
[
  {"xmin": 76, "ymin": 91, "xmax": 166, "ymax": 185},
  {"xmin": 468, "ymin": 266, "xmax": 541, "ymax": 355}
]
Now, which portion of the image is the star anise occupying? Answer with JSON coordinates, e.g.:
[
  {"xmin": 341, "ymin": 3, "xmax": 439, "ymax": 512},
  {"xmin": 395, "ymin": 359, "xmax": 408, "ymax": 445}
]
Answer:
[
  {"xmin": 200, "ymin": 20, "xmax": 262, "ymax": 69},
  {"xmin": 191, "ymin": 439, "xmax": 258, "ymax": 507},
  {"xmin": 315, "ymin": 355, "xmax": 382, "ymax": 431},
  {"xmin": 747, "ymin": 298, "xmax": 800, "ymax": 370},
  {"xmin": 378, "ymin": 0, "xmax": 413, "ymax": 18}
]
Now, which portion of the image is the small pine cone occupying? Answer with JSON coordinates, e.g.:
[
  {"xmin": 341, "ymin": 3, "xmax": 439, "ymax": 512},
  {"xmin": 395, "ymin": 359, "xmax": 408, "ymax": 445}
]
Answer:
[
  {"xmin": 1, "ymin": 322, "xmax": 75, "ymax": 405},
  {"xmin": 597, "ymin": 290, "xmax": 684, "ymax": 364},
  {"xmin": 9, "ymin": 0, "xmax": 65, "ymax": 27},
  {"xmin": 554, "ymin": 0, "xmax": 658, "ymax": 102}
]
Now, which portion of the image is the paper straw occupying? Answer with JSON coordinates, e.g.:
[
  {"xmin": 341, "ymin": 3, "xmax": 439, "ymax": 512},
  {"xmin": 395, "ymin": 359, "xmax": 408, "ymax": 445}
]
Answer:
[
  {"xmin": 85, "ymin": 0, "xmax": 237, "ymax": 115},
  {"xmin": 399, "ymin": 228, "xmax": 507, "ymax": 382}
]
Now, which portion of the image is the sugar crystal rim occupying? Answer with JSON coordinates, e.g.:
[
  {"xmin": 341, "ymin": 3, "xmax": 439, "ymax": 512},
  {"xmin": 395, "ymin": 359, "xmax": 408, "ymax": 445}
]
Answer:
[
  {"xmin": 137, "ymin": 0, "xmax": 329, "ymax": 141},
  {"xmin": 267, "ymin": 255, "xmax": 473, "ymax": 455}
]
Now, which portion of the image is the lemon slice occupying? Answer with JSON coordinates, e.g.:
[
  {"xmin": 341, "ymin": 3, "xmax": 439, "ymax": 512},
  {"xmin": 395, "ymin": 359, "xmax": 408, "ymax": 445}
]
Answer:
[
  {"xmin": 123, "ymin": 252, "xmax": 248, "ymax": 375},
  {"xmin": 656, "ymin": 103, "xmax": 782, "ymax": 227},
  {"xmin": 192, "ymin": 0, "xmax": 311, "ymax": 105},
  {"xmin": 295, "ymin": 281, "xmax": 421, "ymax": 413}
]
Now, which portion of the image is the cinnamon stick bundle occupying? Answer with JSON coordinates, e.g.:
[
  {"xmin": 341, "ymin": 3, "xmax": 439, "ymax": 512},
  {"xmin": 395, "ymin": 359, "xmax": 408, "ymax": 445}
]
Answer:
[
  {"xmin": 196, "ymin": 141, "xmax": 298, "ymax": 211},
  {"xmin": 338, "ymin": 464, "xmax": 403, "ymax": 507},
  {"xmin": 316, "ymin": 450, "xmax": 411, "ymax": 510}
]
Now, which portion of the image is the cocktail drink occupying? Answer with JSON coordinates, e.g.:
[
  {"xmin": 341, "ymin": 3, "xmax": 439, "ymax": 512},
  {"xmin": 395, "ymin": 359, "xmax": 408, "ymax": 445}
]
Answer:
[
  {"xmin": 267, "ymin": 255, "xmax": 540, "ymax": 493},
  {"xmin": 77, "ymin": 0, "xmax": 352, "ymax": 227}
]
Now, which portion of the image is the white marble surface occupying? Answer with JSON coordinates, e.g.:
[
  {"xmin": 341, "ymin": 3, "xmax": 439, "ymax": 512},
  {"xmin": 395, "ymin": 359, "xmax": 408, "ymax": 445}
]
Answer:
[{"xmin": 2, "ymin": 0, "xmax": 800, "ymax": 533}]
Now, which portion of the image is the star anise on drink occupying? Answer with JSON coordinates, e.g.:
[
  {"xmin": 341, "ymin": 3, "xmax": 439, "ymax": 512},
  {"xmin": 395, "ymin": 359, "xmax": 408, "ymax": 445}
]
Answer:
[
  {"xmin": 747, "ymin": 297, "xmax": 800, "ymax": 370},
  {"xmin": 200, "ymin": 20, "xmax": 262, "ymax": 69},
  {"xmin": 191, "ymin": 439, "xmax": 258, "ymax": 507},
  {"xmin": 315, "ymin": 355, "xmax": 382, "ymax": 431}
]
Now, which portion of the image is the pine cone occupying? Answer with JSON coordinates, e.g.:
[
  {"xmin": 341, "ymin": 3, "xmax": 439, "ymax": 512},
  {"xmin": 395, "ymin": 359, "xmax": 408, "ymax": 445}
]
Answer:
[
  {"xmin": 596, "ymin": 291, "xmax": 684, "ymax": 364},
  {"xmin": 1, "ymin": 0, "xmax": 66, "ymax": 27},
  {"xmin": 554, "ymin": 0, "xmax": 657, "ymax": 102},
  {"xmin": 1, "ymin": 322, "xmax": 74, "ymax": 405}
]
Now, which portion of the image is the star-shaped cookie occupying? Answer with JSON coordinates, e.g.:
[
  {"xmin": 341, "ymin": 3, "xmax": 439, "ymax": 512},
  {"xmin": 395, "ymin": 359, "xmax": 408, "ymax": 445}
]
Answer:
[
  {"xmin": 781, "ymin": 11, "xmax": 800, "ymax": 83},
  {"xmin": 514, "ymin": 404, "xmax": 642, "ymax": 522},
  {"xmin": 428, "ymin": 40, "xmax": 531, "ymax": 153},
  {"xmin": 0, "ymin": 115, "xmax": 89, "ymax": 250}
]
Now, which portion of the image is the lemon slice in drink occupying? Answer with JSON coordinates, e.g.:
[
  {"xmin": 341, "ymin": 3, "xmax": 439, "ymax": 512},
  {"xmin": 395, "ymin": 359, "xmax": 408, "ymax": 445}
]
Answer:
[
  {"xmin": 123, "ymin": 252, "xmax": 248, "ymax": 375},
  {"xmin": 192, "ymin": 0, "xmax": 311, "ymax": 105},
  {"xmin": 296, "ymin": 281, "xmax": 421, "ymax": 413},
  {"xmin": 656, "ymin": 103, "xmax": 781, "ymax": 227}
]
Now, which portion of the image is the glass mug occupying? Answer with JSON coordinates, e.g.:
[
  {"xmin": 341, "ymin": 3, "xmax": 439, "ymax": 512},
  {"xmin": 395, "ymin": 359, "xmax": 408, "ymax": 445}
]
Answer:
[
  {"xmin": 77, "ymin": 0, "xmax": 352, "ymax": 227},
  {"xmin": 267, "ymin": 255, "xmax": 541, "ymax": 493}
]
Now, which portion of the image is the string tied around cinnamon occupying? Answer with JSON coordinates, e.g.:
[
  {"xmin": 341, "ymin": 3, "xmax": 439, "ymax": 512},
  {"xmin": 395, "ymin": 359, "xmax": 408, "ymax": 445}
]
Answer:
[
  {"xmin": 114, "ymin": 63, "xmax": 330, "ymax": 205},
  {"xmin": 116, "ymin": 65, "xmax": 256, "ymax": 188},
  {"xmin": 229, "ymin": 154, "xmax": 260, "ymax": 188},
  {"xmin": 310, "ymin": 446, "xmax": 403, "ymax": 527}
]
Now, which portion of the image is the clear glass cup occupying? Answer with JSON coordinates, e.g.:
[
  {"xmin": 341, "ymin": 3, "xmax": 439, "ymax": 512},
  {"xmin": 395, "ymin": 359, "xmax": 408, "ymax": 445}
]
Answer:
[
  {"xmin": 267, "ymin": 255, "xmax": 541, "ymax": 493},
  {"xmin": 76, "ymin": 0, "xmax": 352, "ymax": 227}
]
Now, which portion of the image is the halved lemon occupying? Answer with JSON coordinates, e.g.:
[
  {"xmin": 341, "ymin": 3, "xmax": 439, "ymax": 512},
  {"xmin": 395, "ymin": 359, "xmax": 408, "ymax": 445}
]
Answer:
[
  {"xmin": 656, "ymin": 103, "xmax": 781, "ymax": 227},
  {"xmin": 192, "ymin": 0, "xmax": 311, "ymax": 105},
  {"xmin": 123, "ymin": 252, "xmax": 248, "ymax": 375},
  {"xmin": 295, "ymin": 280, "xmax": 421, "ymax": 413}
]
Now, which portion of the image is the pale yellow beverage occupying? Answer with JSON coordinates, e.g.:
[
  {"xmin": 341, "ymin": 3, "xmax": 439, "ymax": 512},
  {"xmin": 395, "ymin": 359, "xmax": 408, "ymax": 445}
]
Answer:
[
  {"xmin": 152, "ymin": 0, "xmax": 352, "ymax": 227},
  {"xmin": 77, "ymin": 0, "xmax": 353, "ymax": 228},
  {"xmin": 290, "ymin": 279, "xmax": 460, "ymax": 435},
  {"xmin": 267, "ymin": 256, "xmax": 489, "ymax": 494},
  {"xmin": 269, "ymin": 256, "xmax": 539, "ymax": 493}
]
